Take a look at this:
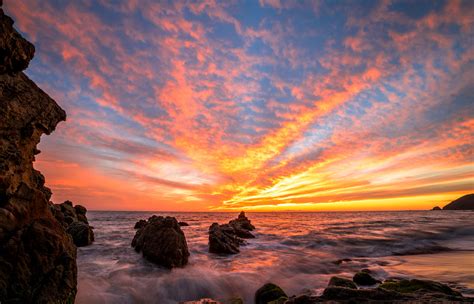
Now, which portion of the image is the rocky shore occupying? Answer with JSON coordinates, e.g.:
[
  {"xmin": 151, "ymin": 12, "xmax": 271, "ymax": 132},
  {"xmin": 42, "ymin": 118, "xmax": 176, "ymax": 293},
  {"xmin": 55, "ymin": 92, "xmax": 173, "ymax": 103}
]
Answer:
[{"xmin": 184, "ymin": 272, "xmax": 473, "ymax": 303}]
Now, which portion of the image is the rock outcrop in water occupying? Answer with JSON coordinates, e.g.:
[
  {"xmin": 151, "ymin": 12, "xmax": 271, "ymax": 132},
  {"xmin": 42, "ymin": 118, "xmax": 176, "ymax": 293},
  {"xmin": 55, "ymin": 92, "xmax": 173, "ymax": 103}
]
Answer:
[
  {"xmin": 51, "ymin": 200, "xmax": 94, "ymax": 246},
  {"xmin": 282, "ymin": 273, "xmax": 471, "ymax": 303},
  {"xmin": 443, "ymin": 193, "xmax": 474, "ymax": 210},
  {"xmin": 132, "ymin": 215, "xmax": 189, "ymax": 268},
  {"xmin": 0, "ymin": 4, "xmax": 77, "ymax": 303},
  {"xmin": 208, "ymin": 211, "xmax": 255, "ymax": 254}
]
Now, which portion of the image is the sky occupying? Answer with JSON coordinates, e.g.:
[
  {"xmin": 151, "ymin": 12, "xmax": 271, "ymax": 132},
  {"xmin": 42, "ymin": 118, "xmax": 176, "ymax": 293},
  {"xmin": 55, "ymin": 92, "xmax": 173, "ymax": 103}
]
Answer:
[{"xmin": 4, "ymin": 0, "xmax": 473, "ymax": 211}]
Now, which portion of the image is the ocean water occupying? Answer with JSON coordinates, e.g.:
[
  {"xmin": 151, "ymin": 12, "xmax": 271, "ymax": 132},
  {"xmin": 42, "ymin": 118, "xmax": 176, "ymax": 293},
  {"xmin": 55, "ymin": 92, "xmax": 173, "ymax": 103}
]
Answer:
[{"xmin": 76, "ymin": 211, "xmax": 474, "ymax": 303}]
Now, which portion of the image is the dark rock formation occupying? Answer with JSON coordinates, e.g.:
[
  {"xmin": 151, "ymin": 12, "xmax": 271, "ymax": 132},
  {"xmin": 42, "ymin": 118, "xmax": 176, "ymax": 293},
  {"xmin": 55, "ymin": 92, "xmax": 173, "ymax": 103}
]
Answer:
[
  {"xmin": 432, "ymin": 206, "xmax": 441, "ymax": 210},
  {"xmin": 208, "ymin": 223, "xmax": 244, "ymax": 254},
  {"xmin": 132, "ymin": 215, "xmax": 189, "ymax": 268},
  {"xmin": 51, "ymin": 200, "xmax": 94, "ymax": 246},
  {"xmin": 379, "ymin": 278, "xmax": 462, "ymax": 296},
  {"xmin": 328, "ymin": 276, "xmax": 357, "ymax": 289},
  {"xmin": 0, "ymin": 4, "xmax": 77, "ymax": 303},
  {"xmin": 179, "ymin": 221, "xmax": 189, "ymax": 226},
  {"xmin": 353, "ymin": 270, "xmax": 381, "ymax": 286},
  {"xmin": 208, "ymin": 211, "xmax": 255, "ymax": 254},
  {"xmin": 229, "ymin": 211, "xmax": 255, "ymax": 231},
  {"xmin": 285, "ymin": 274, "xmax": 472, "ymax": 303},
  {"xmin": 443, "ymin": 193, "xmax": 474, "ymax": 210},
  {"xmin": 255, "ymin": 283, "xmax": 288, "ymax": 304},
  {"xmin": 134, "ymin": 219, "xmax": 147, "ymax": 229}
]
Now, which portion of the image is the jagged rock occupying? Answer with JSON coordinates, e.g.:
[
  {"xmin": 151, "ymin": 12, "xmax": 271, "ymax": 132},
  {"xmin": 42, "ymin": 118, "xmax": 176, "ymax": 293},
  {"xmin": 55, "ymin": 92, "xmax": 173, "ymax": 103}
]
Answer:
[
  {"xmin": 353, "ymin": 270, "xmax": 380, "ymax": 286},
  {"xmin": 328, "ymin": 276, "xmax": 357, "ymax": 289},
  {"xmin": 132, "ymin": 215, "xmax": 189, "ymax": 268},
  {"xmin": 255, "ymin": 283, "xmax": 288, "ymax": 304},
  {"xmin": 134, "ymin": 219, "xmax": 147, "ymax": 229},
  {"xmin": 208, "ymin": 211, "xmax": 256, "ymax": 254},
  {"xmin": 179, "ymin": 221, "xmax": 189, "ymax": 226},
  {"xmin": 229, "ymin": 211, "xmax": 255, "ymax": 232},
  {"xmin": 0, "ymin": 4, "xmax": 77, "ymax": 303},
  {"xmin": 443, "ymin": 193, "xmax": 474, "ymax": 210},
  {"xmin": 52, "ymin": 200, "xmax": 94, "ymax": 246},
  {"xmin": 208, "ymin": 223, "xmax": 243, "ymax": 254}
]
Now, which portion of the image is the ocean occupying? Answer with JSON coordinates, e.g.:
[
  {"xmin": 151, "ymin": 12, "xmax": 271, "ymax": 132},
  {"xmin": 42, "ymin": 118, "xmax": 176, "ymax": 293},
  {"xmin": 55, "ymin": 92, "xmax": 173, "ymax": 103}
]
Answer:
[{"xmin": 76, "ymin": 211, "xmax": 474, "ymax": 303}]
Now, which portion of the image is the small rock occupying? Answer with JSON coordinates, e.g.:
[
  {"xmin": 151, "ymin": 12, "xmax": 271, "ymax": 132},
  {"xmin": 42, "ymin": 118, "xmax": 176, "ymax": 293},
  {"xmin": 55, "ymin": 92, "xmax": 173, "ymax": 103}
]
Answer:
[
  {"xmin": 255, "ymin": 283, "xmax": 288, "ymax": 304},
  {"xmin": 432, "ymin": 206, "xmax": 442, "ymax": 210},
  {"xmin": 328, "ymin": 276, "xmax": 357, "ymax": 289},
  {"xmin": 179, "ymin": 221, "xmax": 189, "ymax": 226},
  {"xmin": 353, "ymin": 271, "xmax": 380, "ymax": 286}
]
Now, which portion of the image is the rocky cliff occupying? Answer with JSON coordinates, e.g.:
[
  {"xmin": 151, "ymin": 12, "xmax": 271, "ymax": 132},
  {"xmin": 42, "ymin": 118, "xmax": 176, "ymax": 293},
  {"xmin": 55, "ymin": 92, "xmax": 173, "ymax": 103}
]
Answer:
[{"xmin": 0, "ymin": 3, "xmax": 77, "ymax": 303}]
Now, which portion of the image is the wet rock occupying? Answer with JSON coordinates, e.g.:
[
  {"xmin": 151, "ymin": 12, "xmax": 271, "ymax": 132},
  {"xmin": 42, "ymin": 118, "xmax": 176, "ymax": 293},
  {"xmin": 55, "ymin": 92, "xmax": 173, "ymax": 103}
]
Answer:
[
  {"xmin": 132, "ymin": 215, "xmax": 189, "ymax": 268},
  {"xmin": 208, "ymin": 211, "xmax": 256, "ymax": 254},
  {"xmin": 179, "ymin": 221, "xmax": 189, "ymax": 226},
  {"xmin": 134, "ymin": 219, "xmax": 147, "ymax": 229},
  {"xmin": 0, "ymin": 4, "xmax": 76, "ymax": 303},
  {"xmin": 208, "ymin": 223, "xmax": 243, "ymax": 254},
  {"xmin": 379, "ymin": 279, "xmax": 461, "ymax": 296},
  {"xmin": 229, "ymin": 211, "xmax": 255, "ymax": 232},
  {"xmin": 321, "ymin": 286, "xmax": 409, "ymax": 302},
  {"xmin": 443, "ymin": 193, "xmax": 474, "ymax": 210},
  {"xmin": 255, "ymin": 283, "xmax": 288, "ymax": 304},
  {"xmin": 328, "ymin": 276, "xmax": 357, "ymax": 289},
  {"xmin": 432, "ymin": 206, "xmax": 441, "ymax": 210},
  {"xmin": 52, "ymin": 200, "xmax": 94, "ymax": 246},
  {"xmin": 67, "ymin": 221, "xmax": 94, "ymax": 247},
  {"xmin": 353, "ymin": 270, "xmax": 380, "ymax": 286}
]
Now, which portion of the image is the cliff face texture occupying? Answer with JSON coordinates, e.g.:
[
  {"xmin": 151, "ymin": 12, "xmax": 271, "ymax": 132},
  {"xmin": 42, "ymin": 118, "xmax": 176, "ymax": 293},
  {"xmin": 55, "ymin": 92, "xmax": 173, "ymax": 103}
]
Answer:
[{"xmin": 0, "ymin": 3, "xmax": 77, "ymax": 303}]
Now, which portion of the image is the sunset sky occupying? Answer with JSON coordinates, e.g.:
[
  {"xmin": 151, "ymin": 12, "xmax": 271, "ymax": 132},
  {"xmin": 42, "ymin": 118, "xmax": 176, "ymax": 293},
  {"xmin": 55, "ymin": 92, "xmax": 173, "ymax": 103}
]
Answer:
[{"xmin": 5, "ymin": 0, "xmax": 473, "ymax": 211}]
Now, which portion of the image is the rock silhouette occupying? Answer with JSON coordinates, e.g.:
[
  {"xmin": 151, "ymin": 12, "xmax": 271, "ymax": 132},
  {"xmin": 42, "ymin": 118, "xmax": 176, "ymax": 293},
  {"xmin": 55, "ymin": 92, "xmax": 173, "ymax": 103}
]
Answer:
[
  {"xmin": 51, "ymin": 200, "xmax": 94, "ymax": 246},
  {"xmin": 0, "ymin": 3, "xmax": 77, "ymax": 303},
  {"xmin": 132, "ymin": 215, "xmax": 189, "ymax": 268},
  {"xmin": 208, "ymin": 211, "xmax": 255, "ymax": 254},
  {"xmin": 443, "ymin": 193, "xmax": 474, "ymax": 210}
]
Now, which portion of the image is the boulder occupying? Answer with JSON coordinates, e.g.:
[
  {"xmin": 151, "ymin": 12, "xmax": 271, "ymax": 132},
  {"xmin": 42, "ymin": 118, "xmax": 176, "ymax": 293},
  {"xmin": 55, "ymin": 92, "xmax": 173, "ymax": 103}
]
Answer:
[
  {"xmin": 328, "ymin": 276, "xmax": 357, "ymax": 289},
  {"xmin": 443, "ymin": 193, "xmax": 474, "ymax": 210},
  {"xmin": 0, "ymin": 5, "xmax": 77, "ymax": 303},
  {"xmin": 432, "ymin": 206, "xmax": 441, "ymax": 210},
  {"xmin": 353, "ymin": 270, "xmax": 380, "ymax": 286},
  {"xmin": 208, "ymin": 223, "xmax": 244, "ymax": 254},
  {"xmin": 132, "ymin": 215, "xmax": 189, "ymax": 268},
  {"xmin": 255, "ymin": 283, "xmax": 288, "ymax": 304}
]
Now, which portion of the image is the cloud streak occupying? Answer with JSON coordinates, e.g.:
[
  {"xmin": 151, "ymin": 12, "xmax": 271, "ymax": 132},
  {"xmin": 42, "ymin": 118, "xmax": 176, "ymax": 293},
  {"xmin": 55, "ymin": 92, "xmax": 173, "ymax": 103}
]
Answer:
[{"xmin": 5, "ymin": 0, "xmax": 473, "ymax": 211}]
